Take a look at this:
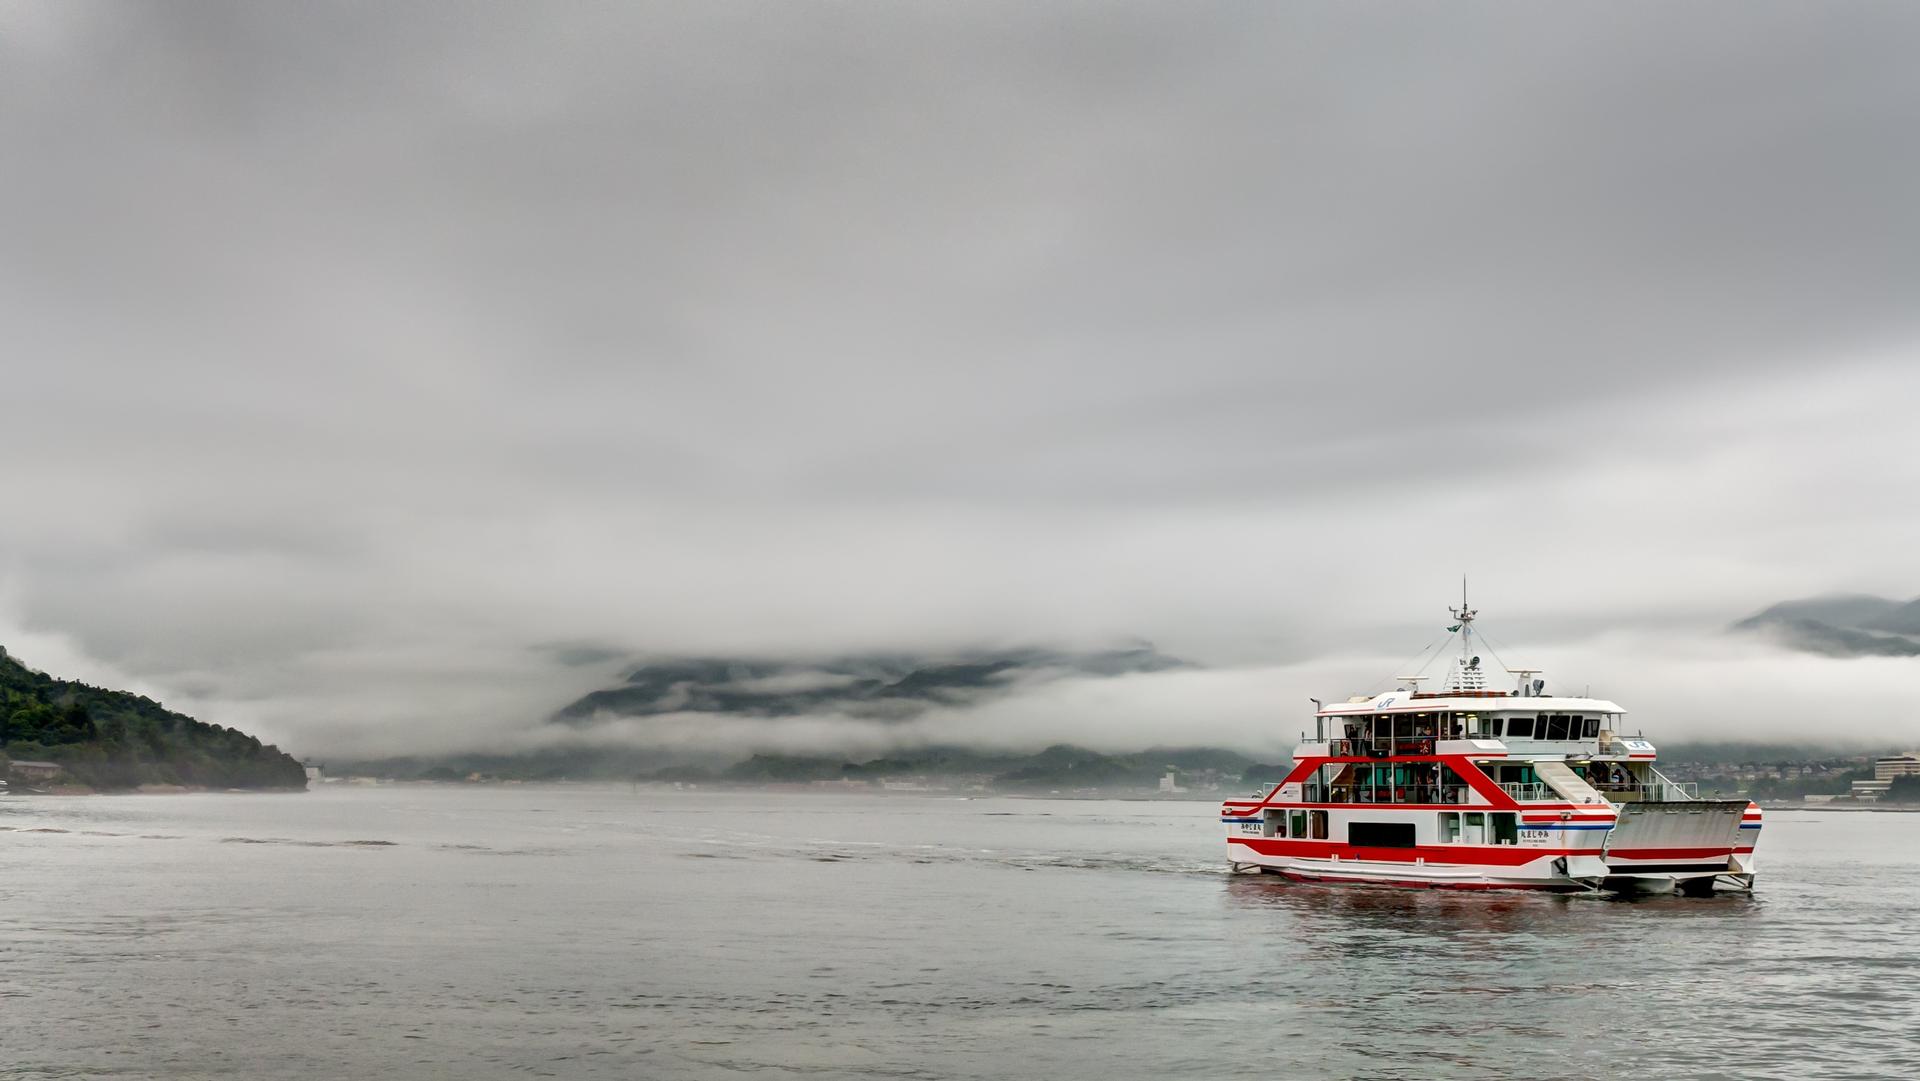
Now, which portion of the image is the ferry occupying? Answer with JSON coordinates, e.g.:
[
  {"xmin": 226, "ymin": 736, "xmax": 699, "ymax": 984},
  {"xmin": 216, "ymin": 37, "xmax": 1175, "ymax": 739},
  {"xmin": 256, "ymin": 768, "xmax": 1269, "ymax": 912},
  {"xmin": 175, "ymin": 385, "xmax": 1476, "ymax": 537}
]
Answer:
[{"xmin": 1224, "ymin": 595, "xmax": 1761, "ymax": 894}]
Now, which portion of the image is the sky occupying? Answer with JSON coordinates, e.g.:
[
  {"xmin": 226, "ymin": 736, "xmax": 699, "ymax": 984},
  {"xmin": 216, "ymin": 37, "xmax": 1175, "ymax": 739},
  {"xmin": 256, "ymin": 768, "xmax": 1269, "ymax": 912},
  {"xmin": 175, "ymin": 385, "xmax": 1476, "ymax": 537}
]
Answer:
[{"xmin": 3, "ymin": 2, "xmax": 1919, "ymax": 759}]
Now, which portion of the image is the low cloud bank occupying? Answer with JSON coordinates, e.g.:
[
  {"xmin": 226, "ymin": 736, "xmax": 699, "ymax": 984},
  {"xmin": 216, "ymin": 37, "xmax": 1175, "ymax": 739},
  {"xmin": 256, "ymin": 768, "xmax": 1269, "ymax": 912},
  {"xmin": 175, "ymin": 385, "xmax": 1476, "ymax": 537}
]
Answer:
[{"xmin": 502, "ymin": 630, "xmax": 1912, "ymax": 765}]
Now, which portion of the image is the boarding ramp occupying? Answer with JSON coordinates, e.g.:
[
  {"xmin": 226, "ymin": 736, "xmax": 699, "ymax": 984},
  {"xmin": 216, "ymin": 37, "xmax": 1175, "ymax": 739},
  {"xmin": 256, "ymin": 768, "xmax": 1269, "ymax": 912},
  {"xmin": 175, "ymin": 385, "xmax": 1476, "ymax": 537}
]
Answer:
[
  {"xmin": 1604, "ymin": 800, "xmax": 1748, "ymax": 879},
  {"xmin": 1608, "ymin": 800, "xmax": 1746, "ymax": 853}
]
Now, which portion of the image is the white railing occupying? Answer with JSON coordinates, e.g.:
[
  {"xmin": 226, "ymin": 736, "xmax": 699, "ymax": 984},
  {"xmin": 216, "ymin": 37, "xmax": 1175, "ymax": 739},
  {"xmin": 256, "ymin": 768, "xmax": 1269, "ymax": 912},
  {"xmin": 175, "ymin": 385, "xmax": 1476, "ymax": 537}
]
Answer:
[
  {"xmin": 1595, "ymin": 779, "xmax": 1697, "ymax": 801},
  {"xmin": 1500, "ymin": 782, "xmax": 1555, "ymax": 802}
]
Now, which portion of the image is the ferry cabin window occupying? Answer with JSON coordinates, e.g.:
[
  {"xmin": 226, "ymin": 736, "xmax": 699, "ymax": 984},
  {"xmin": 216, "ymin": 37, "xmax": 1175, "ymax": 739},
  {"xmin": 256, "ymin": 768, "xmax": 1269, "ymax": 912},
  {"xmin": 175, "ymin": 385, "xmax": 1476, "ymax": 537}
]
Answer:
[
  {"xmin": 1505, "ymin": 715, "xmax": 1533, "ymax": 739},
  {"xmin": 1290, "ymin": 811, "xmax": 1307, "ymax": 838},
  {"xmin": 1496, "ymin": 763, "xmax": 1539, "ymax": 787},
  {"xmin": 1440, "ymin": 812, "xmax": 1461, "ymax": 842},
  {"xmin": 1583, "ymin": 717, "xmax": 1602, "ymax": 739},
  {"xmin": 1309, "ymin": 810, "xmax": 1329, "ymax": 840},
  {"xmin": 1543, "ymin": 714, "xmax": 1570, "ymax": 741},
  {"xmin": 1489, "ymin": 717, "xmax": 1504, "ymax": 737},
  {"xmin": 1491, "ymin": 813, "xmax": 1518, "ymax": 845},
  {"xmin": 1463, "ymin": 811, "xmax": 1486, "ymax": 844},
  {"xmin": 1349, "ymin": 821, "xmax": 1416, "ymax": 848},
  {"xmin": 1263, "ymin": 809, "xmax": 1284, "ymax": 838}
]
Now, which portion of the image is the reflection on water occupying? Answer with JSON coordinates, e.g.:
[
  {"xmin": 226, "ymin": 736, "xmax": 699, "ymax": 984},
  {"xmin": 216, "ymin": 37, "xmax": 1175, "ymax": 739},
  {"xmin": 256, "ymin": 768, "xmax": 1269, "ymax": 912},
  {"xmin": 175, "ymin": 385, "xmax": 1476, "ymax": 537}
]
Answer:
[
  {"xmin": 1226, "ymin": 870, "xmax": 1762, "ymax": 925},
  {"xmin": 0, "ymin": 789, "xmax": 1913, "ymax": 1081}
]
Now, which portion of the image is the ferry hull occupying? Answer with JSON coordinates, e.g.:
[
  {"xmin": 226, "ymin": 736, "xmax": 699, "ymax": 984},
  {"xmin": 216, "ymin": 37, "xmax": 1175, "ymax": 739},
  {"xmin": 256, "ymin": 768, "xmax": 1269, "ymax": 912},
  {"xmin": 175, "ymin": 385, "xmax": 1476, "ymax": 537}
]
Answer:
[{"xmin": 1226, "ymin": 836, "xmax": 1611, "ymax": 892}]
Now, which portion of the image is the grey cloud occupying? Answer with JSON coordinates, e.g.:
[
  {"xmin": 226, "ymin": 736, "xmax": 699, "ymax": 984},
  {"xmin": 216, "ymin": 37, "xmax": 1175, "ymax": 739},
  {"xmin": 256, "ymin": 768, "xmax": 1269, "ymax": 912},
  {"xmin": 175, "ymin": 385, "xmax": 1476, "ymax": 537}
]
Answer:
[{"xmin": 2, "ymin": 2, "xmax": 1918, "ymax": 755}]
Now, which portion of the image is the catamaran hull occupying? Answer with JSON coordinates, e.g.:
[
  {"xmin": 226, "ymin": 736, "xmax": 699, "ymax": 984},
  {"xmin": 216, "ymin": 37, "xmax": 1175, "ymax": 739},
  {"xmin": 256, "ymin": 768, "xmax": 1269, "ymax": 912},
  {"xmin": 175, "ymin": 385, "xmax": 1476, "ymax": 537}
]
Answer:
[
  {"xmin": 1225, "ymin": 803, "xmax": 1763, "ymax": 896},
  {"xmin": 1226, "ymin": 836, "xmax": 1611, "ymax": 892}
]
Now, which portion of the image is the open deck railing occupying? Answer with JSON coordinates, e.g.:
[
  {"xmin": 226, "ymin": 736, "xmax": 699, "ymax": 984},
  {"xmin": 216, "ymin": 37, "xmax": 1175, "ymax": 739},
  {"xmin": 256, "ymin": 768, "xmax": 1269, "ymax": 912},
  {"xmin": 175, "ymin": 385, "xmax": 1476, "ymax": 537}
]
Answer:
[
  {"xmin": 1499, "ymin": 782, "xmax": 1555, "ymax": 802},
  {"xmin": 1301, "ymin": 783, "xmax": 1471, "ymax": 805},
  {"xmin": 1594, "ymin": 780, "xmax": 1698, "ymax": 801},
  {"xmin": 1328, "ymin": 737, "xmax": 1437, "ymax": 758}
]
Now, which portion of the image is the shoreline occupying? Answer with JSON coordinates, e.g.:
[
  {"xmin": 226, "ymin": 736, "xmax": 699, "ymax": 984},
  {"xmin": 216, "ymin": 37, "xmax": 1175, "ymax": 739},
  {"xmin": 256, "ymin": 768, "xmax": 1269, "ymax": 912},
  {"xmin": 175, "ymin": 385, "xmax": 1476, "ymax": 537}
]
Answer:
[{"xmin": 4, "ymin": 784, "xmax": 309, "ymax": 797}]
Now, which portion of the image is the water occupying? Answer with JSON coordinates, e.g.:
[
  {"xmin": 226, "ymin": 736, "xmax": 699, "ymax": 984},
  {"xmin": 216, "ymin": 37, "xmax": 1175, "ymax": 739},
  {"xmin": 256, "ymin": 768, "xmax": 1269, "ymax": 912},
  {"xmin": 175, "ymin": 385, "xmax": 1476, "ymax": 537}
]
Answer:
[{"xmin": 1, "ymin": 787, "xmax": 1914, "ymax": 1080}]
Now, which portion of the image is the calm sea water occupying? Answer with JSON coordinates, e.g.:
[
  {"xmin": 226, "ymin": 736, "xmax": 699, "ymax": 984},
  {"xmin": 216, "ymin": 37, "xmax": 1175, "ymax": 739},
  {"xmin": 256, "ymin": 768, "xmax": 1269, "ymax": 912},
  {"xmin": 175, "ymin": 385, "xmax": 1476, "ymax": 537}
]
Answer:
[{"xmin": 1, "ymin": 786, "xmax": 1914, "ymax": 1080}]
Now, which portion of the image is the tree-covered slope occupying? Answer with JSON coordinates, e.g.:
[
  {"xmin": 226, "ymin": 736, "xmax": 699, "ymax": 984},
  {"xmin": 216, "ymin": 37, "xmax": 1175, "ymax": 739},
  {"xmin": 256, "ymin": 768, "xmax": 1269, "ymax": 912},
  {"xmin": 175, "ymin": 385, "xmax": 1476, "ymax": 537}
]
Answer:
[{"xmin": 0, "ymin": 647, "xmax": 306, "ymax": 791}]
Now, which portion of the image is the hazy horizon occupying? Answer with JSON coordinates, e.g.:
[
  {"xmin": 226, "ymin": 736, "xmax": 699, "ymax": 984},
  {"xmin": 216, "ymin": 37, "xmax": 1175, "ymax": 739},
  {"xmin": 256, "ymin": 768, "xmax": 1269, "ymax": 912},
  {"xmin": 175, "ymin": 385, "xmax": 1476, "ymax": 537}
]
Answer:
[{"xmin": 5, "ymin": 3, "xmax": 1920, "ymax": 760}]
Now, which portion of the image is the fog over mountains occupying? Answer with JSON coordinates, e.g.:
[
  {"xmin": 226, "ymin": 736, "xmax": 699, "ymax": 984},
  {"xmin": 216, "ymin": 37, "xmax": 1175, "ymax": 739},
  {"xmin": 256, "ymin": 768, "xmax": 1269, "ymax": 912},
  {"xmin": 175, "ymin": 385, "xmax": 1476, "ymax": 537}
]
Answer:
[
  {"xmin": 552, "ymin": 646, "xmax": 1188, "ymax": 726},
  {"xmin": 1732, "ymin": 595, "xmax": 1920, "ymax": 658}
]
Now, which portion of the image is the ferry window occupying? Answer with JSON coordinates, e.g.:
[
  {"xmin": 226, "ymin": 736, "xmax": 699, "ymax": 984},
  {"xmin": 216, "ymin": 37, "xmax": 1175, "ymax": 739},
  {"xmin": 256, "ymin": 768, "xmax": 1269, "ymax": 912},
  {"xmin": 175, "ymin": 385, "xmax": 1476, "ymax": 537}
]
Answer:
[
  {"xmin": 1545, "ymin": 715, "xmax": 1570, "ymax": 741},
  {"xmin": 1583, "ymin": 717, "xmax": 1601, "ymax": 739},
  {"xmin": 1264, "ymin": 809, "xmax": 1284, "ymax": 838},
  {"xmin": 1440, "ymin": 812, "xmax": 1461, "ymax": 843},
  {"xmin": 1309, "ymin": 810, "xmax": 1329, "ymax": 840},
  {"xmin": 1463, "ymin": 713, "xmax": 1485, "ymax": 737},
  {"xmin": 1506, "ymin": 716, "xmax": 1533, "ymax": 739},
  {"xmin": 1316, "ymin": 764, "xmax": 1343, "ymax": 801},
  {"xmin": 1349, "ymin": 821, "xmax": 1416, "ymax": 848},
  {"xmin": 1463, "ymin": 811, "xmax": 1486, "ymax": 844},
  {"xmin": 1290, "ymin": 811, "xmax": 1307, "ymax": 838},
  {"xmin": 1491, "ymin": 813, "xmax": 1518, "ymax": 845},
  {"xmin": 1499, "ymin": 764, "xmax": 1538, "ymax": 787},
  {"xmin": 1490, "ymin": 717, "xmax": 1504, "ymax": 737}
]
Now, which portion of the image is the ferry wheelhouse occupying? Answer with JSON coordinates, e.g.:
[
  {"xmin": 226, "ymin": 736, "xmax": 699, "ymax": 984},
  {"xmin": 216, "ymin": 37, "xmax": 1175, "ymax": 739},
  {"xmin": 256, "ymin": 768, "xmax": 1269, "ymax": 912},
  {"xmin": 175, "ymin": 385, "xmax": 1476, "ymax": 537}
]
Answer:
[{"xmin": 1224, "ymin": 598, "xmax": 1761, "ymax": 894}]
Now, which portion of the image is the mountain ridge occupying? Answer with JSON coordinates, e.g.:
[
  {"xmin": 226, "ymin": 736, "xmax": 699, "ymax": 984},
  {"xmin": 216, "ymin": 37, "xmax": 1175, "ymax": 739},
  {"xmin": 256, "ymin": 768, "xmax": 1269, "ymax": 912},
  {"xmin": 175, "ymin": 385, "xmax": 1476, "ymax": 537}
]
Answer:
[
  {"xmin": 552, "ymin": 645, "xmax": 1191, "ymax": 726},
  {"xmin": 1732, "ymin": 593, "xmax": 1920, "ymax": 657}
]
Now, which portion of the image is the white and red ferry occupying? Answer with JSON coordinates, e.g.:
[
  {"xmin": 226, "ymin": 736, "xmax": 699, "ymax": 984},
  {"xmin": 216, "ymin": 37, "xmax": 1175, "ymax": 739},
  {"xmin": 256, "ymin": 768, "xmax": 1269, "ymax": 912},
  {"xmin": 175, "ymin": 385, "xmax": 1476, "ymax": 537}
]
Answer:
[{"xmin": 1224, "ymin": 595, "xmax": 1761, "ymax": 894}]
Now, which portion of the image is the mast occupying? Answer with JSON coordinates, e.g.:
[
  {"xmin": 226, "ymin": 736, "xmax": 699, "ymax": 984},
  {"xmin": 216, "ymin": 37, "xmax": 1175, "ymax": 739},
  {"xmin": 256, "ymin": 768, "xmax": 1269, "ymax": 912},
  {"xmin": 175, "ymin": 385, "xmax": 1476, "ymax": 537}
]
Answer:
[
  {"xmin": 1455, "ymin": 576, "xmax": 1473, "ymax": 661},
  {"xmin": 1447, "ymin": 577, "xmax": 1483, "ymax": 692}
]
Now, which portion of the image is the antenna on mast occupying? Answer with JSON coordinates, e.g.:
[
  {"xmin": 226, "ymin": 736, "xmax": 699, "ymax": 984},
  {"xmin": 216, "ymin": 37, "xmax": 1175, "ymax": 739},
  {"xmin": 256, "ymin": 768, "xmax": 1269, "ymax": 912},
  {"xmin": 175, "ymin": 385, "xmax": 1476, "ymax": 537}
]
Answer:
[
  {"xmin": 1449, "ymin": 576, "xmax": 1477, "ymax": 646},
  {"xmin": 1444, "ymin": 576, "xmax": 1484, "ymax": 691}
]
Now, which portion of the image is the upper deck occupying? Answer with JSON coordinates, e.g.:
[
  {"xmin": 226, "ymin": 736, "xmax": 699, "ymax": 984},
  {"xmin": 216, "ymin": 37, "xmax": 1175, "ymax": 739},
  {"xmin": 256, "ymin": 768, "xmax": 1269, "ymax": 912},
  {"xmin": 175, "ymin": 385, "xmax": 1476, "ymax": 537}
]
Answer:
[{"xmin": 1307, "ymin": 693, "xmax": 1654, "ymax": 761}]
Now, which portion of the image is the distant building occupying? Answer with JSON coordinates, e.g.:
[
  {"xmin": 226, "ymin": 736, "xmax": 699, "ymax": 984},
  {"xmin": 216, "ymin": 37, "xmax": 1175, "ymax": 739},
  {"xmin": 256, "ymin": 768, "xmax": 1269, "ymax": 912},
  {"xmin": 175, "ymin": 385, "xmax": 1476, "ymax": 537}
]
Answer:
[
  {"xmin": 7, "ymin": 760, "xmax": 63, "ymax": 782},
  {"xmin": 1159, "ymin": 772, "xmax": 1184, "ymax": 794},
  {"xmin": 304, "ymin": 764, "xmax": 325, "ymax": 785},
  {"xmin": 1851, "ymin": 779, "xmax": 1893, "ymax": 800},
  {"xmin": 1874, "ymin": 755, "xmax": 1920, "ymax": 781}
]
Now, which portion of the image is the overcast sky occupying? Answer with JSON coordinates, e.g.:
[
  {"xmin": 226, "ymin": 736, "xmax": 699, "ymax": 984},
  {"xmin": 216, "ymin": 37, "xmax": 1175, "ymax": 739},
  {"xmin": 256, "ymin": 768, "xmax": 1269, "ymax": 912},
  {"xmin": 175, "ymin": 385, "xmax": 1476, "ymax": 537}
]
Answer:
[{"xmin": 4, "ymin": 3, "xmax": 1919, "ymax": 758}]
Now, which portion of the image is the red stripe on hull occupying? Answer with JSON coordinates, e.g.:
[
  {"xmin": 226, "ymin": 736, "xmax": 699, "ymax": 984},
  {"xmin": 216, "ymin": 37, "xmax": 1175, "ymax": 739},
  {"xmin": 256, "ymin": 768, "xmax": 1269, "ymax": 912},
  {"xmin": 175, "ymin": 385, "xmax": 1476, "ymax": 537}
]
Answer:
[{"xmin": 1228, "ymin": 837, "xmax": 1591, "ymax": 865}]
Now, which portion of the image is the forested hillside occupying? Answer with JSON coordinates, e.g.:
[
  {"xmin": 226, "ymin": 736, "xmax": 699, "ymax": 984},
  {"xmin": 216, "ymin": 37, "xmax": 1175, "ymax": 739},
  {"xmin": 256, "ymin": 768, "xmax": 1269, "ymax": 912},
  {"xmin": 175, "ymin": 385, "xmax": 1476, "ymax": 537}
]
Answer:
[{"xmin": 0, "ymin": 647, "xmax": 306, "ymax": 791}]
